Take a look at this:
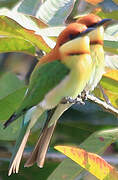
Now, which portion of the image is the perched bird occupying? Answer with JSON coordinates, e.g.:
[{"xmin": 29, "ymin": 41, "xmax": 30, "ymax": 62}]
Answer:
[
  {"xmin": 24, "ymin": 15, "xmax": 112, "ymax": 169},
  {"xmin": 6, "ymin": 23, "xmax": 94, "ymax": 175},
  {"xmin": 77, "ymin": 14, "xmax": 112, "ymax": 92}
]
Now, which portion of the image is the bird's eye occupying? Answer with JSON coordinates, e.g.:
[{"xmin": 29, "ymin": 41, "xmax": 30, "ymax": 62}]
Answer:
[
  {"xmin": 88, "ymin": 22, "xmax": 97, "ymax": 28},
  {"xmin": 69, "ymin": 34, "xmax": 77, "ymax": 40}
]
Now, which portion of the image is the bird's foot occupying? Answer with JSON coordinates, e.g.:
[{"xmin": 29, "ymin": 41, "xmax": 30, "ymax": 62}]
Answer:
[
  {"xmin": 61, "ymin": 96, "xmax": 85, "ymax": 105},
  {"xmin": 79, "ymin": 90, "xmax": 88, "ymax": 101}
]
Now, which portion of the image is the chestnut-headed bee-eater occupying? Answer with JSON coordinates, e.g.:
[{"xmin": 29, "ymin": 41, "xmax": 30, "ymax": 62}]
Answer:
[
  {"xmin": 77, "ymin": 14, "xmax": 112, "ymax": 92},
  {"xmin": 24, "ymin": 16, "xmax": 112, "ymax": 169},
  {"xmin": 6, "ymin": 23, "xmax": 95, "ymax": 175}
]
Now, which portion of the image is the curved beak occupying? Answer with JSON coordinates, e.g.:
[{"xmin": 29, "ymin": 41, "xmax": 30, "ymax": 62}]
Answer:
[
  {"xmin": 92, "ymin": 19, "xmax": 112, "ymax": 28},
  {"xmin": 74, "ymin": 27, "xmax": 95, "ymax": 39}
]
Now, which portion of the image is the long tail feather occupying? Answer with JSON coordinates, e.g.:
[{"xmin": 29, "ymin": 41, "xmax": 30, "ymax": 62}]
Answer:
[
  {"xmin": 25, "ymin": 103, "xmax": 71, "ymax": 168},
  {"xmin": 8, "ymin": 106, "xmax": 44, "ymax": 175},
  {"xmin": 8, "ymin": 130, "xmax": 30, "ymax": 176}
]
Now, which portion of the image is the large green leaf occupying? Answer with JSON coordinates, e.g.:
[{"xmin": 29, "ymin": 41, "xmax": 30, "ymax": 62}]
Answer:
[
  {"xmin": 0, "ymin": 87, "xmax": 26, "ymax": 122},
  {"xmin": 0, "ymin": 117, "xmax": 22, "ymax": 141},
  {"xmin": 36, "ymin": 0, "xmax": 75, "ymax": 25},
  {"xmin": 0, "ymin": 37, "xmax": 36, "ymax": 55},
  {"xmin": 55, "ymin": 145, "xmax": 118, "ymax": 180},
  {"xmin": 16, "ymin": 0, "xmax": 75, "ymax": 25},
  {"xmin": 0, "ymin": 160, "xmax": 59, "ymax": 180},
  {"xmin": 0, "ymin": 10, "xmax": 51, "ymax": 53},
  {"xmin": 48, "ymin": 128, "xmax": 118, "ymax": 180},
  {"xmin": 0, "ymin": 84, "xmax": 26, "ymax": 140},
  {"xmin": 0, "ymin": 72, "xmax": 25, "ymax": 99}
]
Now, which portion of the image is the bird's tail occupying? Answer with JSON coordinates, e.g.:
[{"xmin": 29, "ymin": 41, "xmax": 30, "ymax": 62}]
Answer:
[
  {"xmin": 24, "ymin": 103, "xmax": 71, "ymax": 168},
  {"xmin": 4, "ymin": 113, "xmax": 21, "ymax": 128},
  {"xmin": 8, "ymin": 106, "xmax": 44, "ymax": 176}
]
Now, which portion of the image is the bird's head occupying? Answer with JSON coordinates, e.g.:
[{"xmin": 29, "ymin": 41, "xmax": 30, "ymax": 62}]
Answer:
[
  {"xmin": 77, "ymin": 14, "xmax": 112, "ymax": 45},
  {"xmin": 77, "ymin": 14, "xmax": 101, "ymax": 27},
  {"xmin": 57, "ymin": 23, "xmax": 94, "ymax": 67}
]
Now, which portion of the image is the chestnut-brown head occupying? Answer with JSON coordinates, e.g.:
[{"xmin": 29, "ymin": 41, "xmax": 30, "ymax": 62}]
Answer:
[
  {"xmin": 76, "ymin": 14, "xmax": 101, "ymax": 27},
  {"xmin": 56, "ymin": 23, "xmax": 87, "ymax": 47}
]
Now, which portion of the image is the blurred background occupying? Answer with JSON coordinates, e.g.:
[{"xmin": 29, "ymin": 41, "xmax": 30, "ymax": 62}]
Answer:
[{"xmin": 0, "ymin": 0, "xmax": 118, "ymax": 179}]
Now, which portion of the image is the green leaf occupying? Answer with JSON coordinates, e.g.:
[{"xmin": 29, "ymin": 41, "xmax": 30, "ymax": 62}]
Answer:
[
  {"xmin": 48, "ymin": 128, "xmax": 118, "ymax": 180},
  {"xmin": 17, "ymin": 0, "xmax": 42, "ymax": 15},
  {"xmin": 0, "ymin": 117, "xmax": 22, "ymax": 141},
  {"xmin": 0, "ymin": 83, "xmax": 26, "ymax": 140},
  {"xmin": 98, "ymin": 10, "xmax": 118, "ymax": 21},
  {"xmin": 100, "ymin": 76, "xmax": 118, "ymax": 93},
  {"xmin": 16, "ymin": 0, "xmax": 75, "ymax": 25},
  {"xmin": 0, "ymin": 12, "xmax": 51, "ymax": 53},
  {"xmin": 0, "ymin": 0, "xmax": 18, "ymax": 8},
  {"xmin": 104, "ymin": 40, "xmax": 118, "ymax": 55},
  {"xmin": 0, "ymin": 72, "xmax": 25, "ymax": 99},
  {"xmin": 36, "ymin": 0, "xmax": 75, "ymax": 25},
  {"xmin": 0, "ymin": 160, "xmax": 59, "ymax": 179},
  {"xmin": 0, "ymin": 37, "xmax": 36, "ymax": 55},
  {"xmin": 55, "ymin": 145, "xmax": 118, "ymax": 180},
  {"xmin": 0, "ymin": 87, "xmax": 26, "ymax": 121}
]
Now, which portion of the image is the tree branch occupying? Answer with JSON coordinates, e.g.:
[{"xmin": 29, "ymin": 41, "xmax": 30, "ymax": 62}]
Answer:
[{"xmin": 87, "ymin": 94, "xmax": 118, "ymax": 117}]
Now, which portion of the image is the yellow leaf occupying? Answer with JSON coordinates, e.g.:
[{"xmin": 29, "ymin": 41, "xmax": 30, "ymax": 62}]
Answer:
[
  {"xmin": 55, "ymin": 145, "xmax": 118, "ymax": 180},
  {"xmin": 104, "ymin": 70, "xmax": 118, "ymax": 82},
  {"xmin": 112, "ymin": 0, "xmax": 118, "ymax": 5},
  {"xmin": 85, "ymin": 0, "xmax": 104, "ymax": 5}
]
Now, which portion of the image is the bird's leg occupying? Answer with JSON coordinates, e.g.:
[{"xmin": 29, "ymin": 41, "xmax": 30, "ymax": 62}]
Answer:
[
  {"xmin": 61, "ymin": 96, "xmax": 85, "ymax": 105},
  {"xmin": 80, "ymin": 90, "xmax": 88, "ymax": 101}
]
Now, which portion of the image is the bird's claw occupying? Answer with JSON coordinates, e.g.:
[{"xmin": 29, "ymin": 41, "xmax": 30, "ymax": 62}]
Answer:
[
  {"xmin": 61, "ymin": 96, "xmax": 85, "ymax": 105},
  {"xmin": 79, "ymin": 90, "xmax": 88, "ymax": 101}
]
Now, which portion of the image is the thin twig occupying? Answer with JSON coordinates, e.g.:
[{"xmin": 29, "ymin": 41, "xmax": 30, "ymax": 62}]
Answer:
[
  {"xmin": 98, "ymin": 84, "xmax": 112, "ymax": 106},
  {"xmin": 87, "ymin": 94, "xmax": 118, "ymax": 117}
]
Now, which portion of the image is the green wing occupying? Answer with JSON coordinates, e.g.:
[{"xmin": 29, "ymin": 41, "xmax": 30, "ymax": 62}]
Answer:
[{"xmin": 17, "ymin": 60, "xmax": 70, "ymax": 113}]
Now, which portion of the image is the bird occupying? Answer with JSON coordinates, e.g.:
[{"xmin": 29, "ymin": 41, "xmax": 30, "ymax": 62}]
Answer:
[
  {"xmin": 6, "ymin": 22, "xmax": 94, "ymax": 175},
  {"xmin": 24, "ymin": 15, "xmax": 112, "ymax": 169},
  {"xmin": 77, "ymin": 14, "xmax": 112, "ymax": 93}
]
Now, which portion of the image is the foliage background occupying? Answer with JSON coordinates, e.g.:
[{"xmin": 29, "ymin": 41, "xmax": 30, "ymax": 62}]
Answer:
[{"xmin": 0, "ymin": 0, "xmax": 118, "ymax": 179}]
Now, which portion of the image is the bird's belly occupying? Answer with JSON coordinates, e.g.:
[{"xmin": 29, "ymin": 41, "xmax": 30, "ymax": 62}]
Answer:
[
  {"xmin": 39, "ymin": 74, "xmax": 77, "ymax": 109},
  {"xmin": 40, "ymin": 56, "xmax": 92, "ymax": 110}
]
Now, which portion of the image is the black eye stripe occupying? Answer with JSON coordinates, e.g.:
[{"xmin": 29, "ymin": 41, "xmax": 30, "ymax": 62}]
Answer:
[
  {"xmin": 87, "ymin": 23, "xmax": 97, "ymax": 28},
  {"xmin": 69, "ymin": 34, "xmax": 79, "ymax": 40}
]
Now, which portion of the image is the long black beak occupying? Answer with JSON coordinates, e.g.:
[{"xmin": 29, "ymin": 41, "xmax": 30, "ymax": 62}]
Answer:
[
  {"xmin": 75, "ymin": 27, "xmax": 95, "ymax": 39},
  {"xmin": 92, "ymin": 19, "xmax": 112, "ymax": 28}
]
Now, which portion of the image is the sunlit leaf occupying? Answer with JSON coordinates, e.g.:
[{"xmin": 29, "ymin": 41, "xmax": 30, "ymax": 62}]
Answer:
[
  {"xmin": 104, "ymin": 40, "xmax": 118, "ymax": 55},
  {"xmin": 104, "ymin": 70, "xmax": 118, "ymax": 81},
  {"xmin": 94, "ymin": 74, "xmax": 118, "ymax": 108},
  {"xmin": 36, "ymin": 0, "xmax": 75, "ymax": 25},
  {"xmin": 105, "ymin": 53, "xmax": 118, "ymax": 70},
  {"xmin": 98, "ymin": 10, "xmax": 118, "ymax": 20},
  {"xmin": 48, "ymin": 128, "xmax": 118, "ymax": 180},
  {"xmin": 0, "ymin": 37, "xmax": 36, "ymax": 55},
  {"xmin": 0, "ymin": 11, "xmax": 51, "ymax": 53},
  {"xmin": 55, "ymin": 145, "xmax": 118, "ymax": 180}
]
